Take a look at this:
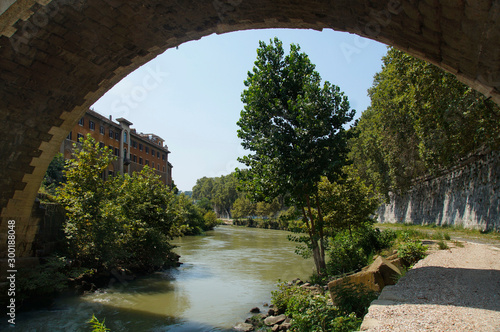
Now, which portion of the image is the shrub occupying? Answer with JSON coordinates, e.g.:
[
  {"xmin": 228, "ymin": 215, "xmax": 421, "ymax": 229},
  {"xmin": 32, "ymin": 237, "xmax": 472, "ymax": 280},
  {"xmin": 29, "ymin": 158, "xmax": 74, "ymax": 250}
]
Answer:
[
  {"xmin": 397, "ymin": 241, "xmax": 427, "ymax": 264},
  {"xmin": 16, "ymin": 256, "xmax": 89, "ymax": 301},
  {"xmin": 289, "ymin": 294, "xmax": 361, "ymax": 332},
  {"xmin": 326, "ymin": 227, "xmax": 396, "ymax": 278},
  {"xmin": 271, "ymin": 283, "xmax": 362, "ymax": 332},
  {"xmin": 330, "ymin": 282, "xmax": 379, "ymax": 317}
]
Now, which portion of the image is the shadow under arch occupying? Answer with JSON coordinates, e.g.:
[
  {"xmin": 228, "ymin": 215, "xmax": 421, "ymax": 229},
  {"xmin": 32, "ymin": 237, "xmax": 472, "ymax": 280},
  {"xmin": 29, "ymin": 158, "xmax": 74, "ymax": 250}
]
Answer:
[{"xmin": 0, "ymin": 0, "xmax": 499, "ymax": 260}]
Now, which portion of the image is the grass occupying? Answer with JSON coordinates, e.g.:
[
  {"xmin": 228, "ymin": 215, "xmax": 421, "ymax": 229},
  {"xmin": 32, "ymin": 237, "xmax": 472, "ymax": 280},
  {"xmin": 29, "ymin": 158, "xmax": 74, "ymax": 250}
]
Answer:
[
  {"xmin": 374, "ymin": 223, "xmax": 500, "ymax": 245},
  {"xmin": 437, "ymin": 240, "xmax": 449, "ymax": 250}
]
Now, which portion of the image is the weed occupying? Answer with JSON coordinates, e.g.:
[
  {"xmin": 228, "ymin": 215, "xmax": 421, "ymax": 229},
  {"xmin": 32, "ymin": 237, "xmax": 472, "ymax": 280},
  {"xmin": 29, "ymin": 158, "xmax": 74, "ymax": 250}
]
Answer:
[{"xmin": 437, "ymin": 240, "xmax": 449, "ymax": 250}]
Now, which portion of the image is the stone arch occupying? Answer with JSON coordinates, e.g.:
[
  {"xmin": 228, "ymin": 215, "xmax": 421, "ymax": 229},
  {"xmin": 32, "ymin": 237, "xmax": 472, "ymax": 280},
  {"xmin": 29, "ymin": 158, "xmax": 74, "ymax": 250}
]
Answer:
[{"xmin": 0, "ymin": 0, "xmax": 499, "ymax": 259}]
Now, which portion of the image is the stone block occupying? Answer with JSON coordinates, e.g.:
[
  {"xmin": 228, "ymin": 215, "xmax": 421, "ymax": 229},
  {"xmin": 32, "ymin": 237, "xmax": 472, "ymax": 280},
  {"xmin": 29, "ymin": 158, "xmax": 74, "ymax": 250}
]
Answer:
[
  {"xmin": 328, "ymin": 270, "xmax": 384, "ymax": 305},
  {"xmin": 366, "ymin": 256, "xmax": 402, "ymax": 286}
]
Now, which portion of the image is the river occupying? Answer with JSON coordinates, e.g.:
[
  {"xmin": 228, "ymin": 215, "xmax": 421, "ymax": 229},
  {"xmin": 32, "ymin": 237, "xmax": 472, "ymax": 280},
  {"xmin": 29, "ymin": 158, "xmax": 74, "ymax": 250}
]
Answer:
[{"xmin": 10, "ymin": 226, "xmax": 314, "ymax": 331}]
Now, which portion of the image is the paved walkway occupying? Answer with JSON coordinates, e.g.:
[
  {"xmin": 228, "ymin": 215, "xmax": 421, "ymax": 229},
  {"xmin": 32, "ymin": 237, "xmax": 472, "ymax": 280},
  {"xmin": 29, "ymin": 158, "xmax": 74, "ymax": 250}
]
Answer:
[{"xmin": 361, "ymin": 242, "xmax": 500, "ymax": 331}]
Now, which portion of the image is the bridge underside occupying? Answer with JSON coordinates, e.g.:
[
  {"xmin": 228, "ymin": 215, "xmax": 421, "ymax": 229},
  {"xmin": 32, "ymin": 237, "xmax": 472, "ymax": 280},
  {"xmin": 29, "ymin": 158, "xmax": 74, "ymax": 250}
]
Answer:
[{"xmin": 0, "ymin": 0, "xmax": 499, "ymax": 259}]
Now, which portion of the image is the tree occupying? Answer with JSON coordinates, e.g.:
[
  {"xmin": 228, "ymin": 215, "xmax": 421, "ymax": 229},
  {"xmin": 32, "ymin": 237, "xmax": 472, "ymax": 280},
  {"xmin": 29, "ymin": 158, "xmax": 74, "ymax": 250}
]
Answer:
[
  {"xmin": 350, "ymin": 48, "xmax": 500, "ymax": 195},
  {"xmin": 59, "ymin": 135, "xmax": 179, "ymax": 271},
  {"xmin": 237, "ymin": 38, "xmax": 355, "ymax": 273}
]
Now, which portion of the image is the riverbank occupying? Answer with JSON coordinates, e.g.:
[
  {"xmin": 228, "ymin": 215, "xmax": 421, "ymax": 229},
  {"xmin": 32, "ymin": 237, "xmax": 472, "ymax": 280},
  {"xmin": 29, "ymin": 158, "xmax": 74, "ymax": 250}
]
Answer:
[{"xmin": 361, "ymin": 241, "xmax": 500, "ymax": 331}]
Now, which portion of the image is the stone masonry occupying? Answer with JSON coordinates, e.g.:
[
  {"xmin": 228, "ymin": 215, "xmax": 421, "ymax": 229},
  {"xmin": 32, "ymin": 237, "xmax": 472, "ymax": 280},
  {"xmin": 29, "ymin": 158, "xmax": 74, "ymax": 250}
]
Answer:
[
  {"xmin": 378, "ymin": 149, "xmax": 500, "ymax": 231},
  {"xmin": 0, "ymin": 0, "xmax": 499, "ymax": 271}
]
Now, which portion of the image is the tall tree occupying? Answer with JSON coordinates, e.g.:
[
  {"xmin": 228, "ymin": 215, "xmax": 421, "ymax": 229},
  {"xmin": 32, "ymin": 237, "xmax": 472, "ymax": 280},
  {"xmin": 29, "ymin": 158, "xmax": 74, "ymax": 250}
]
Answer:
[
  {"xmin": 350, "ymin": 48, "xmax": 500, "ymax": 194},
  {"xmin": 237, "ymin": 38, "xmax": 354, "ymax": 273}
]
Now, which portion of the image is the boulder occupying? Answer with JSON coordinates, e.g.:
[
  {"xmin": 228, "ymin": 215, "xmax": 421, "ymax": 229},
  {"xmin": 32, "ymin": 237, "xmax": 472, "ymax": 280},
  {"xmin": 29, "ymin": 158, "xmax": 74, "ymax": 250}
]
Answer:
[
  {"xmin": 328, "ymin": 256, "xmax": 403, "ymax": 305},
  {"xmin": 264, "ymin": 314, "xmax": 287, "ymax": 326},
  {"xmin": 233, "ymin": 322, "xmax": 254, "ymax": 331},
  {"xmin": 366, "ymin": 256, "xmax": 401, "ymax": 286},
  {"xmin": 250, "ymin": 307, "xmax": 260, "ymax": 313}
]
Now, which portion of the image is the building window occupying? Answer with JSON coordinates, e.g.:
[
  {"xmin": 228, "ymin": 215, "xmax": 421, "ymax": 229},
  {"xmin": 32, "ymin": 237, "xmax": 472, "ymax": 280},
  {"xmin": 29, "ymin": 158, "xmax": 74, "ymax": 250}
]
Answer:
[
  {"xmin": 145, "ymin": 146, "xmax": 149, "ymax": 154},
  {"xmin": 163, "ymin": 166, "xmax": 165, "ymax": 172},
  {"xmin": 124, "ymin": 131, "xmax": 128, "ymax": 144},
  {"xmin": 77, "ymin": 133, "xmax": 84, "ymax": 141},
  {"xmin": 109, "ymin": 129, "xmax": 114, "ymax": 138},
  {"xmin": 157, "ymin": 164, "xmax": 160, "ymax": 170},
  {"xmin": 114, "ymin": 148, "xmax": 119, "ymax": 156},
  {"xmin": 132, "ymin": 140, "xmax": 137, "ymax": 148},
  {"xmin": 89, "ymin": 120, "xmax": 95, "ymax": 131},
  {"xmin": 157, "ymin": 151, "xmax": 160, "ymax": 158},
  {"xmin": 99, "ymin": 142, "xmax": 104, "ymax": 149},
  {"xmin": 162, "ymin": 154, "xmax": 165, "ymax": 161},
  {"xmin": 139, "ymin": 143, "xmax": 143, "ymax": 151},
  {"xmin": 133, "ymin": 155, "xmax": 137, "ymax": 162},
  {"xmin": 139, "ymin": 157, "xmax": 143, "ymax": 165},
  {"xmin": 115, "ymin": 132, "xmax": 119, "ymax": 141},
  {"xmin": 78, "ymin": 118, "xmax": 84, "ymax": 126},
  {"xmin": 67, "ymin": 131, "xmax": 72, "ymax": 140},
  {"xmin": 152, "ymin": 161, "xmax": 155, "ymax": 168},
  {"xmin": 145, "ymin": 160, "xmax": 149, "ymax": 166},
  {"xmin": 151, "ymin": 149, "xmax": 155, "ymax": 157},
  {"xmin": 100, "ymin": 126, "xmax": 105, "ymax": 135}
]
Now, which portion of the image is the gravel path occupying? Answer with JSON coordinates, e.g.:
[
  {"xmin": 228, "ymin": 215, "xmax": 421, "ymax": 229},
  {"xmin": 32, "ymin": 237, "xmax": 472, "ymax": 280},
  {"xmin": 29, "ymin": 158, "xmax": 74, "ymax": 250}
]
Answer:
[{"xmin": 361, "ymin": 242, "xmax": 500, "ymax": 331}]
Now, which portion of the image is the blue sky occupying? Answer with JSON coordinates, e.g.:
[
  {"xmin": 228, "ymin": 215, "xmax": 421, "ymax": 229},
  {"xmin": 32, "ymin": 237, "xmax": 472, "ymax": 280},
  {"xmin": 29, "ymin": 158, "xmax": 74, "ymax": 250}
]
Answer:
[{"xmin": 92, "ymin": 28, "xmax": 388, "ymax": 192}]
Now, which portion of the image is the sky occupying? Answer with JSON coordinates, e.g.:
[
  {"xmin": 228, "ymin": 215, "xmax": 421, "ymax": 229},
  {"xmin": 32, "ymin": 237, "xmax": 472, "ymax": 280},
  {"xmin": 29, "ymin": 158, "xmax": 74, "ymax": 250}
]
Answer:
[{"xmin": 91, "ymin": 28, "xmax": 388, "ymax": 192}]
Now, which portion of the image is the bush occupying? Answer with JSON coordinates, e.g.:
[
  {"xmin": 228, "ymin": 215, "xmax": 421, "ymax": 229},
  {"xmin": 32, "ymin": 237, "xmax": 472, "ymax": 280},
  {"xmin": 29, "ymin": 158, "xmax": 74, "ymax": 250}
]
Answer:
[
  {"xmin": 271, "ymin": 283, "xmax": 362, "ymax": 332},
  {"xmin": 397, "ymin": 241, "xmax": 428, "ymax": 265},
  {"xmin": 16, "ymin": 256, "xmax": 89, "ymax": 301},
  {"xmin": 329, "ymin": 282, "xmax": 379, "ymax": 317},
  {"xmin": 326, "ymin": 227, "xmax": 396, "ymax": 278}
]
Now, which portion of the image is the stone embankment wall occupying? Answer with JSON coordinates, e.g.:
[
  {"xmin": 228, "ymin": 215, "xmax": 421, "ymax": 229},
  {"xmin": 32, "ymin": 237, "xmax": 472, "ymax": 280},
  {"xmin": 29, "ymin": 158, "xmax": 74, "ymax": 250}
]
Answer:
[{"xmin": 377, "ymin": 149, "xmax": 499, "ymax": 231}]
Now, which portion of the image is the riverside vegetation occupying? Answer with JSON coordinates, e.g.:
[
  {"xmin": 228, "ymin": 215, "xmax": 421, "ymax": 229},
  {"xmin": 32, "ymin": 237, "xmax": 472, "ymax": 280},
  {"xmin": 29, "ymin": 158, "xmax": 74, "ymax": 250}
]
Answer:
[{"xmin": 20, "ymin": 135, "xmax": 220, "ymax": 306}]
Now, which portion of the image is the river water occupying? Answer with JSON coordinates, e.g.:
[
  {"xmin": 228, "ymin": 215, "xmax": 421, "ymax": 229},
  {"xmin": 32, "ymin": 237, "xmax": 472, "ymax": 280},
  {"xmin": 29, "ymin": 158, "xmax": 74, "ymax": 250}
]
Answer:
[{"xmin": 10, "ymin": 226, "xmax": 314, "ymax": 331}]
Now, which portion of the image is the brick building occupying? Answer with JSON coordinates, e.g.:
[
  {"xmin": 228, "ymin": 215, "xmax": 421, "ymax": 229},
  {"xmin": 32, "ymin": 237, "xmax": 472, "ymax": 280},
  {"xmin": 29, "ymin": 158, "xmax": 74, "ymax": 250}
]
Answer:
[{"xmin": 61, "ymin": 109, "xmax": 173, "ymax": 188}]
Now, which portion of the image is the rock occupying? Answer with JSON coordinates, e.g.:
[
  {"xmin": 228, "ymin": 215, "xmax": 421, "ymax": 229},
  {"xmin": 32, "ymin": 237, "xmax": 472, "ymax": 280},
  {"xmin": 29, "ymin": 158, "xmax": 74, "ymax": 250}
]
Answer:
[
  {"xmin": 366, "ymin": 256, "xmax": 402, "ymax": 286},
  {"xmin": 264, "ymin": 314, "xmax": 287, "ymax": 326},
  {"xmin": 250, "ymin": 306, "xmax": 260, "ymax": 313},
  {"xmin": 328, "ymin": 270, "xmax": 384, "ymax": 305},
  {"xmin": 328, "ymin": 256, "xmax": 403, "ymax": 305},
  {"xmin": 268, "ymin": 308, "xmax": 276, "ymax": 316},
  {"xmin": 233, "ymin": 322, "xmax": 254, "ymax": 331},
  {"xmin": 272, "ymin": 325, "xmax": 280, "ymax": 332},
  {"xmin": 281, "ymin": 322, "xmax": 292, "ymax": 330},
  {"xmin": 300, "ymin": 282, "xmax": 311, "ymax": 288}
]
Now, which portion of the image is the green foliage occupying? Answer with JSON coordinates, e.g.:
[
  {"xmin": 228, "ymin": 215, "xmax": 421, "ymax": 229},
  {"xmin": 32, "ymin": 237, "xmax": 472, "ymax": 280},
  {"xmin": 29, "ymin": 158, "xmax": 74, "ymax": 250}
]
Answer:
[
  {"xmin": 192, "ymin": 174, "xmax": 239, "ymax": 218},
  {"xmin": 237, "ymin": 37, "xmax": 355, "ymax": 273},
  {"xmin": 58, "ymin": 135, "xmax": 179, "ymax": 272},
  {"xmin": 40, "ymin": 153, "xmax": 66, "ymax": 195},
  {"xmin": 350, "ymin": 47, "xmax": 500, "ymax": 195},
  {"xmin": 325, "ymin": 227, "xmax": 396, "ymax": 278},
  {"xmin": 397, "ymin": 241, "xmax": 428, "ymax": 265},
  {"xmin": 318, "ymin": 172, "xmax": 382, "ymax": 235},
  {"xmin": 88, "ymin": 314, "xmax": 110, "ymax": 332},
  {"xmin": 16, "ymin": 255, "xmax": 88, "ymax": 301},
  {"xmin": 271, "ymin": 283, "xmax": 362, "ymax": 332},
  {"xmin": 203, "ymin": 210, "xmax": 221, "ymax": 230},
  {"xmin": 437, "ymin": 240, "xmax": 449, "ymax": 250},
  {"xmin": 330, "ymin": 282, "xmax": 379, "ymax": 318}
]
